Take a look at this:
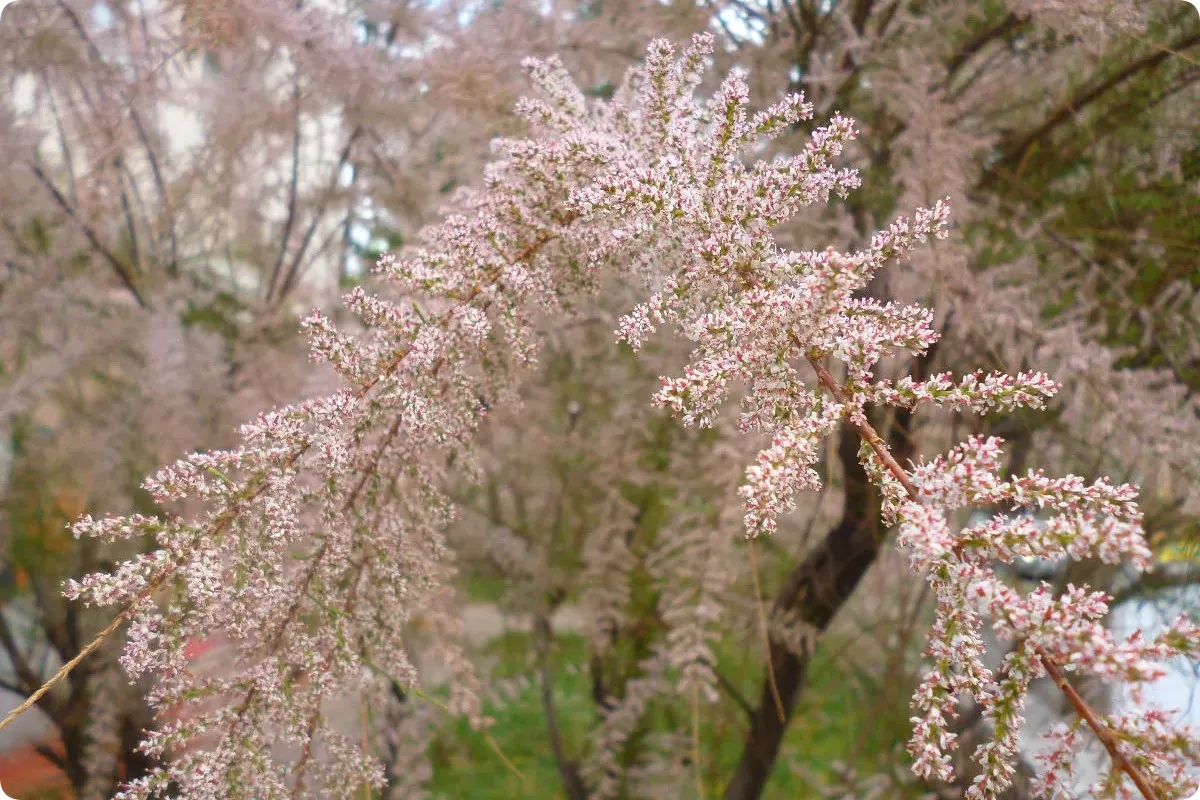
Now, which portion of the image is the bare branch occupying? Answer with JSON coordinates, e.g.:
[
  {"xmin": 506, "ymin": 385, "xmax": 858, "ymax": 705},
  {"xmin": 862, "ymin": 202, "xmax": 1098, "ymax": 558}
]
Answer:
[{"xmin": 26, "ymin": 163, "xmax": 147, "ymax": 309}]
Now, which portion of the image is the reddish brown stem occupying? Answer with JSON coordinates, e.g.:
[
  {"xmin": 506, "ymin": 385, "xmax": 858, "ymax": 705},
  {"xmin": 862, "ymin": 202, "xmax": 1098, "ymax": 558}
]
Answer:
[
  {"xmin": 806, "ymin": 353, "xmax": 1163, "ymax": 800},
  {"xmin": 1042, "ymin": 658, "xmax": 1162, "ymax": 800},
  {"xmin": 806, "ymin": 356, "xmax": 918, "ymax": 498}
]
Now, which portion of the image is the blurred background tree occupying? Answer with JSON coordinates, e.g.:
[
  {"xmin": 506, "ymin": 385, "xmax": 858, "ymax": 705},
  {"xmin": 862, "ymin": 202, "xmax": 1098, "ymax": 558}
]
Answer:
[{"xmin": 0, "ymin": 1, "xmax": 1196, "ymax": 798}]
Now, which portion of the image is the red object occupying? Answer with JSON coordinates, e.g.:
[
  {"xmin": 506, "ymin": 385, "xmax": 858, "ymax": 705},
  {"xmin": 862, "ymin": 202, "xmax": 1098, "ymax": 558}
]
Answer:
[
  {"xmin": 0, "ymin": 740, "xmax": 73, "ymax": 798},
  {"xmin": 0, "ymin": 635, "xmax": 227, "ymax": 799}
]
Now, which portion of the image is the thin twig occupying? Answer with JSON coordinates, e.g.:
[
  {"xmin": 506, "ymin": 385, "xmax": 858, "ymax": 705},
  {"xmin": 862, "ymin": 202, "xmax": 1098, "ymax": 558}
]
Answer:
[
  {"xmin": 485, "ymin": 732, "xmax": 527, "ymax": 783},
  {"xmin": 747, "ymin": 538, "xmax": 786, "ymax": 722},
  {"xmin": 0, "ymin": 585, "xmax": 154, "ymax": 732},
  {"xmin": 274, "ymin": 128, "xmax": 363, "ymax": 303},
  {"xmin": 267, "ymin": 76, "xmax": 304, "ymax": 302},
  {"xmin": 691, "ymin": 684, "xmax": 705, "ymax": 800},
  {"xmin": 1043, "ymin": 659, "xmax": 1163, "ymax": 800},
  {"xmin": 713, "ymin": 668, "xmax": 754, "ymax": 720}
]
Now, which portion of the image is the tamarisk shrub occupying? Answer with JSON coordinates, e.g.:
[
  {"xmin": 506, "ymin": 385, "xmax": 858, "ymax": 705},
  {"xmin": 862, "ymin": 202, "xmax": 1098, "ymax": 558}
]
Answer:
[{"xmin": 51, "ymin": 32, "xmax": 1197, "ymax": 799}]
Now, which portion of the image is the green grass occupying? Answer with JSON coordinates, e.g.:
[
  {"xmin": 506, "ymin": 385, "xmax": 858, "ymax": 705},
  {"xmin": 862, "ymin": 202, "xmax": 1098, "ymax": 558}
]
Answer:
[
  {"xmin": 427, "ymin": 632, "xmax": 596, "ymax": 799},
  {"xmin": 462, "ymin": 575, "xmax": 512, "ymax": 604},
  {"xmin": 424, "ymin": 631, "xmax": 916, "ymax": 798},
  {"xmin": 700, "ymin": 634, "xmax": 915, "ymax": 798}
]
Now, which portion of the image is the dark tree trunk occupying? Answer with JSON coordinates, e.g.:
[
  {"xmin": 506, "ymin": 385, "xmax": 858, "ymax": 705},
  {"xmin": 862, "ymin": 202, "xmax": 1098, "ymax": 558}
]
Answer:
[
  {"xmin": 724, "ymin": 346, "xmax": 933, "ymax": 800},
  {"xmin": 112, "ymin": 699, "xmax": 158, "ymax": 791},
  {"xmin": 723, "ymin": 425, "xmax": 881, "ymax": 800}
]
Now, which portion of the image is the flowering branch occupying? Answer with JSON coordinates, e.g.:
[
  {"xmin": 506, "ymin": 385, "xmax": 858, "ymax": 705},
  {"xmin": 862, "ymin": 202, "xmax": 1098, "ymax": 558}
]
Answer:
[
  {"xmin": 809, "ymin": 353, "xmax": 1168, "ymax": 800},
  {"xmin": 591, "ymin": 36, "xmax": 1196, "ymax": 800}
]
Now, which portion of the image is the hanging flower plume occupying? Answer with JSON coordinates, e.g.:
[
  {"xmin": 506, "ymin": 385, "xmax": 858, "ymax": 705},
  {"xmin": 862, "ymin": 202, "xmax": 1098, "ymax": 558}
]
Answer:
[{"xmin": 59, "ymin": 33, "xmax": 1198, "ymax": 799}]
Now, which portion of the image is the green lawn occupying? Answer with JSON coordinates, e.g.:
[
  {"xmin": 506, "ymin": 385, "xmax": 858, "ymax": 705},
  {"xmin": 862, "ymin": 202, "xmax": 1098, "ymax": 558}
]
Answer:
[{"xmin": 423, "ymin": 631, "xmax": 916, "ymax": 799}]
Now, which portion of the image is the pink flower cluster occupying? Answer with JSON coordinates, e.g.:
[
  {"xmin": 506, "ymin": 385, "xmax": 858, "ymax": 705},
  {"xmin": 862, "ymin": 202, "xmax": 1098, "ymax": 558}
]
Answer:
[{"xmin": 896, "ymin": 437, "xmax": 1198, "ymax": 797}]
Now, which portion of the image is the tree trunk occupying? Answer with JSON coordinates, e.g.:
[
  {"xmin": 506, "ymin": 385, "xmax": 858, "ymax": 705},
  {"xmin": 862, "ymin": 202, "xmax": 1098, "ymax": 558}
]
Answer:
[
  {"xmin": 724, "ymin": 344, "xmax": 932, "ymax": 800},
  {"xmin": 723, "ymin": 425, "xmax": 882, "ymax": 800}
]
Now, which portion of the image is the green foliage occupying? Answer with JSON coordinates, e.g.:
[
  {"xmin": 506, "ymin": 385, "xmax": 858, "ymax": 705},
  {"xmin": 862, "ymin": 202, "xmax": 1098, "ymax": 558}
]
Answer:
[
  {"xmin": 584, "ymin": 82, "xmax": 616, "ymax": 100},
  {"xmin": 181, "ymin": 291, "xmax": 244, "ymax": 340},
  {"xmin": 0, "ymin": 417, "xmax": 82, "ymax": 596},
  {"xmin": 464, "ymin": 576, "xmax": 511, "ymax": 604},
  {"xmin": 24, "ymin": 216, "xmax": 53, "ymax": 255}
]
